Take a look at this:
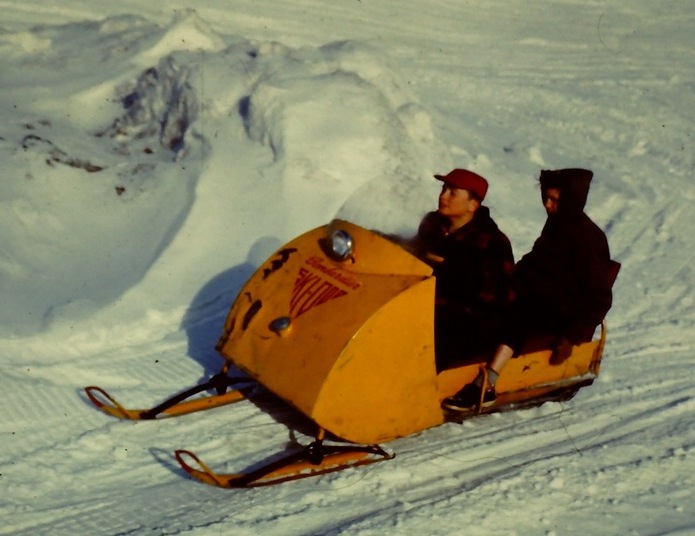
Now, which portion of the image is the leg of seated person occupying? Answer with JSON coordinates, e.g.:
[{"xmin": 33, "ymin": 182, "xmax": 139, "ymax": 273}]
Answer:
[
  {"xmin": 441, "ymin": 346, "xmax": 508, "ymax": 412},
  {"xmin": 488, "ymin": 344, "xmax": 514, "ymax": 381}
]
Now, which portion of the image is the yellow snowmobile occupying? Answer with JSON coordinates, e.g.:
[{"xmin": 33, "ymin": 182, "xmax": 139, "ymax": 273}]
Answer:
[{"xmin": 85, "ymin": 219, "xmax": 613, "ymax": 487}]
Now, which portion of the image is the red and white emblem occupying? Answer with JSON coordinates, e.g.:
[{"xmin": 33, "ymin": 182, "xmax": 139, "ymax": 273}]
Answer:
[{"xmin": 289, "ymin": 257, "xmax": 361, "ymax": 318}]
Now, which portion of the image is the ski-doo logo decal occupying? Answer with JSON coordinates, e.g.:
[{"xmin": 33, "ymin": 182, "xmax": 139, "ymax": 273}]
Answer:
[
  {"xmin": 289, "ymin": 257, "xmax": 360, "ymax": 318},
  {"xmin": 304, "ymin": 256, "xmax": 361, "ymax": 290}
]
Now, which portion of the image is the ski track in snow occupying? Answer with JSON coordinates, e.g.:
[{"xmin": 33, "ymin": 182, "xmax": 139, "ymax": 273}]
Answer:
[{"xmin": 1, "ymin": 1, "xmax": 694, "ymax": 535}]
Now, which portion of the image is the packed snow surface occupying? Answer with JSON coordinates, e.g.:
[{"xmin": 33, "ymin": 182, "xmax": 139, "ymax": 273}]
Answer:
[{"xmin": 1, "ymin": 1, "xmax": 694, "ymax": 535}]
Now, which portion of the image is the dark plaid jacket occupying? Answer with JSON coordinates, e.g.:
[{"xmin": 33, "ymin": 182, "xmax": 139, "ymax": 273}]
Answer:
[{"xmin": 415, "ymin": 207, "xmax": 515, "ymax": 320}]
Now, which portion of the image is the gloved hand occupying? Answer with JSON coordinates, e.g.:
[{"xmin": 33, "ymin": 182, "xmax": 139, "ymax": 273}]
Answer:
[{"xmin": 549, "ymin": 337, "xmax": 574, "ymax": 365}]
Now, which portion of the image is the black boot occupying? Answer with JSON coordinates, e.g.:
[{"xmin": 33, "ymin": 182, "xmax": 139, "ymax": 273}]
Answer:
[{"xmin": 442, "ymin": 372, "xmax": 496, "ymax": 412}]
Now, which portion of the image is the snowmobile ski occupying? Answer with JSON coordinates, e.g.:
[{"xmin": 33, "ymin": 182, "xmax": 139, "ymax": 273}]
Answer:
[
  {"xmin": 85, "ymin": 371, "xmax": 253, "ymax": 420},
  {"xmin": 175, "ymin": 431, "xmax": 394, "ymax": 488}
]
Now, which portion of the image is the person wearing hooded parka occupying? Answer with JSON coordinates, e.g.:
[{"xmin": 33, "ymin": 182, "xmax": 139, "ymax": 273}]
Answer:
[
  {"xmin": 513, "ymin": 168, "xmax": 614, "ymax": 345},
  {"xmin": 443, "ymin": 168, "xmax": 619, "ymax": 412}
]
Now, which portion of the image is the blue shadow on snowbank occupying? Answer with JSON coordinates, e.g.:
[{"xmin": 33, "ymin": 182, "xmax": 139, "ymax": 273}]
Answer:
[
  {"xmin": 180, "ymin": 236, "xmax": 283, "ymax": 378},
  {"xmin": 178, "ymin": 234, "xmax": 321, "ymax": 439}
]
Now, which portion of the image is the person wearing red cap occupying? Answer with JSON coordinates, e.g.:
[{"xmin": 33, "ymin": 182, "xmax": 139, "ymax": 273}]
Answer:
[
  {"xmin": 413, "ymin": 169, "xmax": 515, "ymax": 370},
  {"xmin": 442, "ymin": 168, "xmax": 619, "ymax": 412}
]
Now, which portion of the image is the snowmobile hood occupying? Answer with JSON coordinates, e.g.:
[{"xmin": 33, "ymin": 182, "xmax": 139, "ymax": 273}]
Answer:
[{"xmin": 540, "ymin": 168, "xmax": 593, "ymax": 215}]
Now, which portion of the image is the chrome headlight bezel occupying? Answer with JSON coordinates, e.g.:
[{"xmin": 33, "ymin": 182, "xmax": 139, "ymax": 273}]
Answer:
[{"xmin": 329, "ymin": 228, "xmax": 354, "ymax": 261}]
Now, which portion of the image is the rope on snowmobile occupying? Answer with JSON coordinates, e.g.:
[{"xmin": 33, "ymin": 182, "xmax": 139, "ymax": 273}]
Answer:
[{"xmin": 478, "ymin": 366, "xmax": 490, "ymax": 415}]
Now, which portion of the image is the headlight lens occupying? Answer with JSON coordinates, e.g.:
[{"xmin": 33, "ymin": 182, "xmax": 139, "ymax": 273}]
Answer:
[
  {"xmin": 330, "ymin": 229, "xmax": 354, "ymax": 261},
  {"xmin": 269, "ymin": 316, "xmax": 292, "ymax": 336}
]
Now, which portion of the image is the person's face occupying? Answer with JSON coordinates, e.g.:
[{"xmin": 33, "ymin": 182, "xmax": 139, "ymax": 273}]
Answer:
[
  {"xmin": 542, "ymin": 187, "xmax": 561, "ymax": 216},
  {"xmin": 438, "ymin": 184, "xmax": 478, "ymax": 220}
]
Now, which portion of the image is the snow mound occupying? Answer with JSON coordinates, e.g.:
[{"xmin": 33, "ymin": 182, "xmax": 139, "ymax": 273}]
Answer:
[
  {"xmin": 241, "ymin": 39, "xmax": 447, "ymax": 234},
  {"xmin": 134, "ymin": 9, "xmax": 226, "ymax": 65},
  {"xmin": 0, "ymin": 14, "xmax": 444, "ymax": 338}
]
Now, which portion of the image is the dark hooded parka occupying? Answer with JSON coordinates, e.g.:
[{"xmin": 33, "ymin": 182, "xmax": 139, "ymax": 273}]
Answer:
[{"xmin": 509, "ymin": 168, "xmax": 616, "ymax": 348}]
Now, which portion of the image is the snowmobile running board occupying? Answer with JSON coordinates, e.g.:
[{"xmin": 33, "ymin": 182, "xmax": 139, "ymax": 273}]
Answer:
[
  {"xmin": 84, "ymin": 371, "xmax": 252, "ymax": 420},
  {"xmin": 442, "ymin": 376, "xmax": 595, "ymax": 422},
  {"xmin": 175, "ymin": 430, "xmax": 394, "ymax": 488}
]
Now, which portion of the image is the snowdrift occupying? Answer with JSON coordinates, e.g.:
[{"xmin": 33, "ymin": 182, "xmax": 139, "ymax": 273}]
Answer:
[{"xmin": 0, "ymin": 11, "xmax": 443, "ymax": 338}]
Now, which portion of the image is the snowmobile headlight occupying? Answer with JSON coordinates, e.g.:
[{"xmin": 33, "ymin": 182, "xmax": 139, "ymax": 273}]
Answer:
[{"xmin": 330, "ymin": 229, "xmax": 354, "ymax": 261}]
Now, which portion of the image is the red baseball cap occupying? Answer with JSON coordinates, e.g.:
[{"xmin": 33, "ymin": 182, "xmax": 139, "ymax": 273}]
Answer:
[{"xmin": 434, "ymin": 169, "xmax": 488, "ymax": 201}]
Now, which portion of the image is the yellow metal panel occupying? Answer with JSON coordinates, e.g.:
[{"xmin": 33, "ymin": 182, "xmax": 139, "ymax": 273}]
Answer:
[
  {"xmin": 313, "ymin": 277, "xmax": 443, "ymax": 444},
  {"xmin": 437, "ymin": 337, "xmax": 603, "ymax": 401},
  {"xmin": 497, "ymin": 340, "xmax": 598, "ymax": 392},
  {"xmin": 218, "ymin": 222, "xmax": 437, "ymax": 436},
  {"xmin": 436, "ymin": 364, "xmax": 483, "ymax": 402}
]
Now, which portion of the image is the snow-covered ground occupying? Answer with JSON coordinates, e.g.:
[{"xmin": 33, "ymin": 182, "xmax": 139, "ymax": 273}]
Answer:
[{"xmin": 1, "ymin": 1, "xmax": 694, "ymax": 534}]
